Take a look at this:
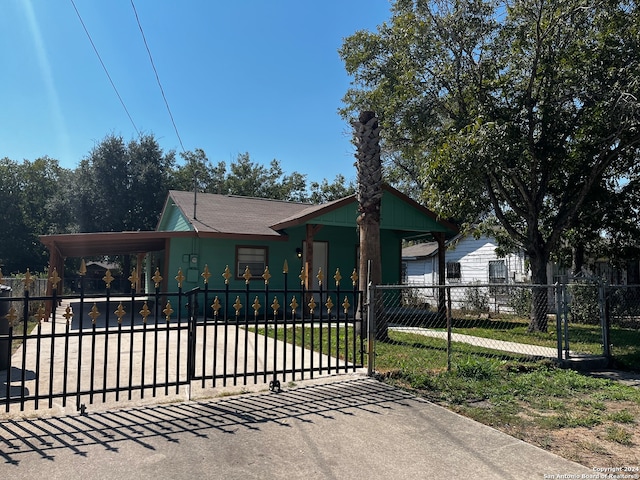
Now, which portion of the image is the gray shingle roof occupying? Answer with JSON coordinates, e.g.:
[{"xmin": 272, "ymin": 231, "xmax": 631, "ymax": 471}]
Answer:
[
  {"xmin": 402, "ymin": 242, "xmax": 439, "ymax": 258},
  {"xmin": 168, "ymin": 190, "xmax": 312, "ymax": 237}
]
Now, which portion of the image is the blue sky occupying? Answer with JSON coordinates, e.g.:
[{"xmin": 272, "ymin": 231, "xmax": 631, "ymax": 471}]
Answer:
[{"xmin": 1, "ymin": 0, "xmax": 392, "ymax": 184}]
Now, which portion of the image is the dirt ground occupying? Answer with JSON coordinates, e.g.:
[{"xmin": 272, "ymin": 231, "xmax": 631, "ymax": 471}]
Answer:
[{"xmin": 474, "ymin": 399, "xmax": 640, "ymax": 469}]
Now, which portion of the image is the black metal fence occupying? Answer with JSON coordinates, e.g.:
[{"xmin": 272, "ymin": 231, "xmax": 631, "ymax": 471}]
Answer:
[
  {"xmin": 367, "ymin": 282, "xmax": 640, "ymax": 374},
  {"xmin": 1, "ymin": 266, "xmax": 364, "ymax": 414}
]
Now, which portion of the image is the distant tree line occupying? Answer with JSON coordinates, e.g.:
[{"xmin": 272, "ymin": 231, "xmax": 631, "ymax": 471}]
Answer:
[{"xmin": 0, "ymin": 133, "xmax": 355, "ymax": 273}]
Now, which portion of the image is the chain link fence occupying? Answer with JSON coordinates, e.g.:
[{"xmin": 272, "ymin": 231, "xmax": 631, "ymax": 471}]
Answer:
[{"xmin": 368, "ymin": 282, "xmax": 640, "ymax": 375}]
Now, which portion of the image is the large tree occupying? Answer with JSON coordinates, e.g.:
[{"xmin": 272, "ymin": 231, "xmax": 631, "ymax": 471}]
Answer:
[
  {"xmin": 340, "ymin": 0, "xmax": 640, "ymax": 331},
  {"xmin": 0, "ymin": 157, "xmax": 71, "ymax": 272},
  {"xmin": 0, "ymin": 158, "xmax": 36, "ymax": 272},
  {"xmin": 75, "ymin": 133, "xmax": 174, "ymax": 232}
]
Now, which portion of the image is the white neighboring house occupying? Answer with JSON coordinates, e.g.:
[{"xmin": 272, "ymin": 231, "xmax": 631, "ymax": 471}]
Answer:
[{"xmin": 402, "ymin": 234, "xmax": 529, "ymax": 286}]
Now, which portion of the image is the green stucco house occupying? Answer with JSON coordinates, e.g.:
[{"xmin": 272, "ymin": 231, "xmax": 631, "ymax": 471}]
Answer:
[
  {"xmin": 40, "ymin": 185, "xmax": 457, "ymax": 294},
  {"xmin": 154, "ymin": 185, "xmax": 457, "ymax": 292}
]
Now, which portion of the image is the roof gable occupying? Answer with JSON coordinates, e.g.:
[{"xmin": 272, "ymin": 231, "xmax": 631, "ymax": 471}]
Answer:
[
  {"xmin": 157, "ymin": 196, "xmax": 194, "ymax": 231},
  {"xmin": 380, "ymin": 187, "xmax": 456, "ymax": 233},
  {"xmin": 272, "ymin": 186, "xmax": 458, "ymax": 235}
]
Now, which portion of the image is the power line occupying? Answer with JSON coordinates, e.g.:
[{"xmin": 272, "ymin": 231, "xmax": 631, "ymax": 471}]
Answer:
[
  {"xmin": 130, "ymin": 0, "xmax": 186, "ymax": 152},
  {"xmin": 69, "ymin": 0, "xmax": 140, "ymax": 136}
]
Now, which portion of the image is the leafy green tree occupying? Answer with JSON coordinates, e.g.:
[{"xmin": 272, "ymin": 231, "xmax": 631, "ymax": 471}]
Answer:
[
  {"xmin": 174, "ymin": 151, "xmax": 311, "ymax": 202},
  {"xmin": 309, "ymin": 174, "xmax": 356, "ymax": 204},
  {"xmin": 126, "ymin": 134, "xmax": 176, "ymax": 229},
  {"xmin": 173, "ymin": 148, "xmax": 227, "ymax": 194},
  {"xmin": 0, "ymin": 157, "xmax": 72, "ymax": 272},
  {"xmin": 75, "ymin": 133, "xmax": 174, "ymax": 232},
  {"xmin": 0, "ymin": 158, "xmax": 33, "ymax": 272},
  {"xmin": 225, "ymin": 153, "xmax": 308, "ymax": 201},
  {"xmin": 21, "ymin": 157, "xmax": 73, "ymax": 236},
  {"xmin": 340, "ymin": 0, "xmax": 640, "ymax": 331},
  {"xmin": 75, "ymin": 134, "xmax": 129, "ymax": 232}
]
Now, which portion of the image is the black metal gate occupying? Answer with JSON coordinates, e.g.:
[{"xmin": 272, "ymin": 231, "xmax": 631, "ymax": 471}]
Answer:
[{"xmin": 1, "ymin": 266, "xmax": 364, "ymax": 414}]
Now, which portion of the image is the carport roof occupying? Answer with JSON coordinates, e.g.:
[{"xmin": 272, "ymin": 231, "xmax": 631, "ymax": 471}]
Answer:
[{"xmin": 39, "ymin": 231, "xmax": 187, "ymax": 258}]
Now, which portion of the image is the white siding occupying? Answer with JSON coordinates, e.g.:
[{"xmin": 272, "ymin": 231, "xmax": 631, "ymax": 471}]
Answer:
[
  {"xmin": 403, "ymin": 235, "xmax": 528, "ymax": 287},
  {"xmin": 406, "ymin": 257, "xmax": 435, "ymax": 285}
]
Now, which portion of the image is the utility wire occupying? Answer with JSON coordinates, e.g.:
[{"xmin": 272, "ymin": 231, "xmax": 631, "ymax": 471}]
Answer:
[
  {"xmin": 69, "ymin": 0, "xmax": 140, "ymax": 136},
  {"xmin": 130, "ymin": 0, "xmax": 186, "ymax": 152}
]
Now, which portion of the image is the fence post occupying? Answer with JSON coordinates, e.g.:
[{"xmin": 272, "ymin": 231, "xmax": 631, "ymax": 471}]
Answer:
[
  {"xmin": 563, "ymin": 285, "xmax": 570, "ymax": 358},
  {"xmin": 555, "ymin": 283, "xmax": 563, "ymax": 361},
  {"xmin": 446, "ymin": 286, "xmax": 452, "ymax": 372},
  {"xmin": 599, "ymin": 284, "xmax": 610, "ymax": 359},
  {"xmin": 367, "ymin": 281, "xmax": 375, "ymax": 376}
]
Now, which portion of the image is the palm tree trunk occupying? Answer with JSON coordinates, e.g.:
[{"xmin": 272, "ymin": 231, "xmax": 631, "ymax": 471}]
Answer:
[{"xmin": 353, "ymin": 111, "xmax": 387, "ymax": 340}]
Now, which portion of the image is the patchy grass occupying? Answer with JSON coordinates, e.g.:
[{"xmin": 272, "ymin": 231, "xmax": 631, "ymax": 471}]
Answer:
[{"xmin": 605, "ymin": 425, "xmax": 634, "ymax": 446}]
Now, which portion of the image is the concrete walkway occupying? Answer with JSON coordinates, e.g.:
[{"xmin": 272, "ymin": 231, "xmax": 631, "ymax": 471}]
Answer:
[
  {"xmin": 0, "ymin": 375, "xmax": 592, "ymax": 480},
  {"xmin": 391, "ymin": 326, "xmax": 562, "ymax": 358}
]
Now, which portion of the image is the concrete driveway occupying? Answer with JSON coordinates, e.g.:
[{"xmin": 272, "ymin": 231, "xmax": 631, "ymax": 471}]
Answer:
[{"xmin": 0, "ymin": 374, "xmax": 591, "ymax": 480}]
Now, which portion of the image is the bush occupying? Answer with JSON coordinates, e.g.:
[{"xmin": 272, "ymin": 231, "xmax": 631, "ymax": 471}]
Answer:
[
  {"xmin": 462, "ymin": 285, "xmax": 489, "ymax": 312},
  {"xmin": 507, "ymin": 287, "xmax": 532, "ymax": 318},
  {"xmin": 569, "ymin": 283, "xmax": 600, "ymax": 325}
]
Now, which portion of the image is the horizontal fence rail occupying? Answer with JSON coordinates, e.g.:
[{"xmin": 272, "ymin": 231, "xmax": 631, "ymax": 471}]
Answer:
[{"xmin": 0, "ymin": 264, "xmax": 364, "ymax": 413}]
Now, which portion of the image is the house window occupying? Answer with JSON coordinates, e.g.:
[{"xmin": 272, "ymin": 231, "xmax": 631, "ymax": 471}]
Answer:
[
  {"xmin": 489, "ymin": 260, "xmax": 506, "ymax": 284},
  {"xmin": 236, "ymin": 246, "xmax": 267, "ymax": 278},
  {"xmin": 446, "ymin": 262, "xmax": 461, "ymax": 281}
]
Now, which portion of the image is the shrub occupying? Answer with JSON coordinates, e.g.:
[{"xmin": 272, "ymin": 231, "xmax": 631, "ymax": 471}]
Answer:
[
  {"xmin": 569, "ymin": 283, "xmax": 600, "ymax": 325},
  {"xmin": 507, "ymin": 287, "xmax": 532, "ymax": 318},
  {"xmin": 462, "ymin": 285, "xmax": 489, "ymax": 312}
]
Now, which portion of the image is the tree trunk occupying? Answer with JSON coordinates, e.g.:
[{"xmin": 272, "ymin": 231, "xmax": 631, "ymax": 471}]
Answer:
[
  {"xmin": 572, "ymin": 244, "xmax": 585, "ymax": 277},
  {"xmin": 353, "ymin": 111, "xmax": 386, "ymax": 340},
  {"xmin": 528, "ymin": 252, "xmax": 549, "ymax": 332}
]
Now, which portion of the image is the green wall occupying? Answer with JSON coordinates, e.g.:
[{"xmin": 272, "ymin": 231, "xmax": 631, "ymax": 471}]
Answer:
[{"xmin": 161, "ymin": 225, "xmax": 406, "ymax": 293}]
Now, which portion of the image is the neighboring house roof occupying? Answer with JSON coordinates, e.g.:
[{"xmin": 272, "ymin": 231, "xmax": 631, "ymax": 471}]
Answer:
[{"xmin": 402, "ymin": 242, "xmax": 439, "ymax": 259}]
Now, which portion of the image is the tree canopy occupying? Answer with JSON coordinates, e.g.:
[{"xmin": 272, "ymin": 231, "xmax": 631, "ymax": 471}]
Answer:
[
  {"xmin": 75, "ymin": 133, "xmax": 176, "ymax": 233},
  {"xmin": 0, "ymin": 157, "xmax": 67, "ymax": 272},
  {"xmin": 340, "ymin": 0, "xmax": 640, "ymax": 330},
  {"xmin": 0, "ymin": 134, "xmax": 354, "ymax": 274}
]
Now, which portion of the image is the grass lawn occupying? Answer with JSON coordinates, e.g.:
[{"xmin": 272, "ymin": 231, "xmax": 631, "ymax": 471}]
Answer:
[{"xmin": 408, "ymin": 311, "xmax": 640, "ymax": 370}]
